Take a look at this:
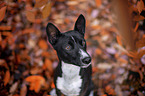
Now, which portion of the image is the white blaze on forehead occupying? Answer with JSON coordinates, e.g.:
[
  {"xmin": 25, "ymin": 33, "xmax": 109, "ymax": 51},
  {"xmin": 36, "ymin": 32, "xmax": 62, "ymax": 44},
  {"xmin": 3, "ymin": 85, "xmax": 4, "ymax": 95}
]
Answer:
[
  {"xmin": 56, "ymin": 61, "xmax": 82, "ymax": 95},
  {"xmin": 79, "ymin": 49, "xmax": 89, "ymax": 58}
]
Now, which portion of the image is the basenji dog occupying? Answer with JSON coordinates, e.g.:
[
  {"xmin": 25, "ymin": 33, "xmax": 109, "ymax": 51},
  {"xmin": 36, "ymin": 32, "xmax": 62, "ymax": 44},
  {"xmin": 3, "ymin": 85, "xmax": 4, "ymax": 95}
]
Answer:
[{"xmin": 46, "ymin": 14, "xmax": 93, "ymax": 96}]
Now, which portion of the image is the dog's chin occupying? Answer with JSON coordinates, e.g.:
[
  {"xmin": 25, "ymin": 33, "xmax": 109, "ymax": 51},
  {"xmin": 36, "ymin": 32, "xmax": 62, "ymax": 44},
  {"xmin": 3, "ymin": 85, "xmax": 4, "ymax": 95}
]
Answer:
[{"xmin": 81, "ymin": 63, "xmax": 91, "ymax": 68}]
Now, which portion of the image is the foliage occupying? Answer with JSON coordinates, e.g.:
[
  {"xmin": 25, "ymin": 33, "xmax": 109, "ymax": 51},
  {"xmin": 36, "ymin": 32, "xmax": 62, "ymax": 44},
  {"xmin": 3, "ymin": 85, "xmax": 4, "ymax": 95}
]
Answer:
[{"xmin": 0, "ymin": 0, "xmax": 145, "ymax": 96}]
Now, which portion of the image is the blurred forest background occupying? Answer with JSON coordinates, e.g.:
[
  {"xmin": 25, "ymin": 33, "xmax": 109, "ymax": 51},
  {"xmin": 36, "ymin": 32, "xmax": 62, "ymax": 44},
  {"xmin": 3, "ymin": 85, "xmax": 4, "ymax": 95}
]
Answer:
[{"xmin": 0, "ymin": 0, "xmax": 145, "ymax": 96}]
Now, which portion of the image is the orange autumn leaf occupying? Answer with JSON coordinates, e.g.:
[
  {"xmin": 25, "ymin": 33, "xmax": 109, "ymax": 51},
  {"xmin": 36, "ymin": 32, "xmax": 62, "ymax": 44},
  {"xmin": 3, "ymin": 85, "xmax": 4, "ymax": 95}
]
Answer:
[
  {"xmin": 137, "ymin": 0, "xmax": 144, "ymax": 14},
  {"xmin": 0, "ymin": 6, "xmax": 7, "ymax": 21},
  {"xmin": 4, "ymin": 70, "xmax": 10, "ymax": 86},
  {"xmin": 26, "ymin": 10, "xmax": 35, "ymax": 22},
  {"xmin": 38, "ymin": 39, "xmax": 48, "ymax": 50},
  {"xmin": 95, "ymin": 0, "xmax": 102, "ymax": 7},
  {"xmin": 42, "ymin": 2, "xmax": 52, "ymax": 19},
  {"xmin": 25, "ymin": 75, "xmax": 45, "ymax": 93}
]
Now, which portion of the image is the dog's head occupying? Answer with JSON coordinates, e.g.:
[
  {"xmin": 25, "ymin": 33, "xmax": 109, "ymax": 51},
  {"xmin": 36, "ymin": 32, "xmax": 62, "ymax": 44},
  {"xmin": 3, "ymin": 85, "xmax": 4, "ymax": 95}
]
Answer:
[{"xmin": 46, "ymin": 14, "xmax": 91, "ymax": 68}]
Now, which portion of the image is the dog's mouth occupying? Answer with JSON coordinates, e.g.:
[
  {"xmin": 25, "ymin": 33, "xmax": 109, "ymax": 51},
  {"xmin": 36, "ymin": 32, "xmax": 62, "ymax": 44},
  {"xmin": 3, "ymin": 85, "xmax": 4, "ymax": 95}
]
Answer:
[{"xmin": 81, "ymin": 63, "xmax": 91, "ymax": 68}]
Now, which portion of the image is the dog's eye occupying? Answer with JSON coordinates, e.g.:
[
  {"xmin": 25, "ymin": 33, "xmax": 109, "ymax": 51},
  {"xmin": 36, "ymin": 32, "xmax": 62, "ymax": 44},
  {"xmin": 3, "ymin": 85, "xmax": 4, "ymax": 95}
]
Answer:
[{"xmin": 65, "ymin": 45, "xmax": 71, "ymax": 50}]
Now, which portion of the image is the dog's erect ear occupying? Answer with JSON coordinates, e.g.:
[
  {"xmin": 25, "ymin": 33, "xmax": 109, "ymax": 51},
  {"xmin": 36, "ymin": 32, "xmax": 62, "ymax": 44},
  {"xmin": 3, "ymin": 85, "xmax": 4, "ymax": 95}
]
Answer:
[
  {"xmin": 46, "ymin": 23, "xmax": 61, "ymax": 45},
  {"xmin": 74, "ymin": 14, "xmax": 86, "ymax": 37}
]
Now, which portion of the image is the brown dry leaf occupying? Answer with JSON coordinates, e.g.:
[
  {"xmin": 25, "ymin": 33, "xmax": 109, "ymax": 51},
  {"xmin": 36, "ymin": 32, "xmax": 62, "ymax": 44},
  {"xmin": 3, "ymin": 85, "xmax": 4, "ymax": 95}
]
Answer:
[
  {"xmin": 95, "ymin": 0, "xmax": 102, "ymax": 7},
  {"xmin": 20, "ymin": 84, "xmax": 27, "ymax": 96},
  {"xmin": 26, "ymin": 10, "xmax": 35, "ymax": 22},
  {"xmin": 0, "ymin": 6, "xmax": 7, "ymax": 21},
  {"xmin": 38, "ymin": 39, "xmax": 48, "ymax": 50},
  {"xmin": 4, "ymin": 70, "xmax": 10, "ymax": 86},
  {"xmin": 133, "ymin": 15, "xmax": 145, "ymax": 21},
  {"xmin": 137, "ymin": 0, "xmax": 144, "ymax": 14},
  {"xmin": 25, "ymin": 75, "xmax": 45, "ymax": 93},
  {"xmin": 35, "ymin": 0, "xmax": 48, "ymax": 8},
  {"xmin": 42, "ymin": 2, "xmax": 52, "ymax": 19}
]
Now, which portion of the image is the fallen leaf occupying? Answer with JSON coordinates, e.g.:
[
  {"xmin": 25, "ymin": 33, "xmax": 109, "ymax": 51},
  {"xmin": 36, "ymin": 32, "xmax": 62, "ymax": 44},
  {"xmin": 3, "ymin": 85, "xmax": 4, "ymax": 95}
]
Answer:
[
  {"xmin": 0, "ymin": 6, "xmax": 7, "ymax": 21},
  {"xmin": 137, "ymin": 0, "xmax": 144, "ymax": 14},
  {"xmin": 25, "ymin": 75, "xmax": 45, "ymax": 93},
  {"xmin": 38, "ymin": 39, "xmax": 48, "ymax": 50},
  {"xmin": 42, "ymin": 2, "xmax": 52, "ymax": 19},
  {"xmin": 26, "ymin": 10, "xmax": 35, "ymax": 22},
  {"xmin": 4, "ymin": 70, "xmax": 10, "ymax": 86},
  {"xmin": 95, "ymin": 0, "xmax": 102, "ymax": 7}
]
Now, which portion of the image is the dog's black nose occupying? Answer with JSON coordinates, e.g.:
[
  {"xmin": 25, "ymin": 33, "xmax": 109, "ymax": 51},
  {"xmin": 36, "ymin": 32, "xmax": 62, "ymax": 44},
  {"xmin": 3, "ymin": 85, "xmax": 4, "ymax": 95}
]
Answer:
[{"xmin": 82, "ymin": 57, "xmax": 91, "ymax": 64}]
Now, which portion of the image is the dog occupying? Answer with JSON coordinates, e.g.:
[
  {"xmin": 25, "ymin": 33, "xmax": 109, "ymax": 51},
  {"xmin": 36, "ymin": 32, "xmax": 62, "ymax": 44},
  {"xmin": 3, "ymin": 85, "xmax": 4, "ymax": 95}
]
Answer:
[{"xmin": 46, "ymin": 14, "xmax": 93, "ymax": 96}]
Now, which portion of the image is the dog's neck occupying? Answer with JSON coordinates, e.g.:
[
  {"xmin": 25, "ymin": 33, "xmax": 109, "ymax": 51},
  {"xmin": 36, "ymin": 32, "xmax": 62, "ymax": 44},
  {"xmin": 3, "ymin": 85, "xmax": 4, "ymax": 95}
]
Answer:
[
  {"xmin": 56, "ymin": 61, "xmax": 82, "ymax": 95},
  {"xmin": 61, "ymin": 61, "xmax": 81, "ymax": 78}
]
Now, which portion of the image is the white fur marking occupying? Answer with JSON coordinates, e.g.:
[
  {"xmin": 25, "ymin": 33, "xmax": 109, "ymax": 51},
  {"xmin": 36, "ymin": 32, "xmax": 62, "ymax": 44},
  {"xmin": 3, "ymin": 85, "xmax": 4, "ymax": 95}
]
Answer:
[
  {"xmin": 79, "ymin": 49, "xmax": 89, "ymax": 58},
  {"xmin": 56, "ymin": 61, "xmax": 82, "ymax": 96}
]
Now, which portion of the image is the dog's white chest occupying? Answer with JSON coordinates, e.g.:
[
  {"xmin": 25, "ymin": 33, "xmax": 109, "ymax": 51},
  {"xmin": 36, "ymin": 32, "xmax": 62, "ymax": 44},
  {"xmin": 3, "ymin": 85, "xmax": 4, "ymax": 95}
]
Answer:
[{"xmin": 56, "ymin": 61, "xmax": 82, "ymax": 96}]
